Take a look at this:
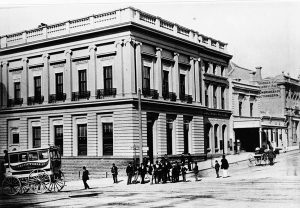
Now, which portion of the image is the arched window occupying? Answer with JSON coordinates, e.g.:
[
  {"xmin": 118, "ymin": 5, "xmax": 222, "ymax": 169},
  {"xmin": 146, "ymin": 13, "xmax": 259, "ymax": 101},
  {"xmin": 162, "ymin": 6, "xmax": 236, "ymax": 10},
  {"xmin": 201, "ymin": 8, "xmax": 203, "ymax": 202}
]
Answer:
[{"xmin": 204, "ymin": 123, "xmax": 212, "ymax": 152}]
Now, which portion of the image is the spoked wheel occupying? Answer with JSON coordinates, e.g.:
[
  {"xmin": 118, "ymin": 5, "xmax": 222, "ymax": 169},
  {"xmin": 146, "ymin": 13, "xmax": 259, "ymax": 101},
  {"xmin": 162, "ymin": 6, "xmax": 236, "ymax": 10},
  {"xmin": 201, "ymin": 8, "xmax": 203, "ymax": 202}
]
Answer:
[
  {"xmin": 247, "ymin": 154, "xmax": 255, "ymax": 167},
  {"xmin": 2, "ymin": 176, "xmax": 21, "ymax": 196},
  {"xmin": 28, "ymin": 169, "xmax": 51, "ymax": 194},
  {"xmin": 48, "ymin": 171, "xmax": 65, "ymax": 192},
  {"xmin": 19, "ymin": 178, "xmax": 30, "ymax": 194}
]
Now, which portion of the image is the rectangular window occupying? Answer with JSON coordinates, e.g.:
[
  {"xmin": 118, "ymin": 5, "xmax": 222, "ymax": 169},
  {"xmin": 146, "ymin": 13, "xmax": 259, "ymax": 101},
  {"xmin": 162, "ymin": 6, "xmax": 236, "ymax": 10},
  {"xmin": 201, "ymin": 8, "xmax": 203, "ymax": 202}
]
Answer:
[
  {"xmin": 34, "ymin": 76, "xmax": 41, "ymax": 98},
  {"xmin": 14, "ymin": 82, "xmax": 21, "ymax": 99},
  {"xmin": 239, "ymin": 102, "xmax": 243, "ymax": 116},
  {"xmin": 221, "ymin": 88, "xmax": 225, "ymax": 109},
  {"xmin": 103, "ymin": 123, "xmax": 113, "ymax": 155},
  {"xmin": 205, "ymin": 84, "xmax": 209, "ymax": 107},
  {"xmin": 55, "ymin": 73, "xmax": 63, "ymax": 95},
  {"xmin": 250, "ymin": 103, "xmax": 253, "ymax": 117},
  {"xmin": 103, "ymin": 66, "xmax": 113, "ymax": 90},
  {"xmin": 204, "ymin": 61, "xmax": 209, "ymax": 73},
  {"xmin": 19, "ymin": 153, "xmax": 28, "ymax": 162},
  {"xmin": 166, "ymin": 120, "xmax": 173, "ymax": 155},
  {"xmin": 78, "ymin": 124, "xmax": 87, "ymax": 156},
  {"xmin": 78, "ymin": 70, "xmax": 87, "ymax": 93},
  {"xmin": 28, "ymin": 152, "xmax": 38, "ymax": 161},
  {"xmin": 143, "ymin": 66, "xmax": 151, "ymax": 90},
  {"xmin": 180, "ymin": 74, "xmax": 185, "ymax": 98},
  {"xmin": 184, "ymin": 122, "xmax": 189, "ymax": 154},
  {"xmin": 32, "ymin": 126, "xmax": 41, "ymax": 148},
  {"xmin": 162, "ymin": 71, "xmax": 169, "ymax": 95},
  {"xmin": 54, "ymin": 125, "xmax": 63, "ymax": 155},
  {"xmin": 12, "ymin": 133, "xmax": 19, "ymax": 144},
  {"xmin": 213, "ymin": 86, "xmax": 217, "ymax": 109}
]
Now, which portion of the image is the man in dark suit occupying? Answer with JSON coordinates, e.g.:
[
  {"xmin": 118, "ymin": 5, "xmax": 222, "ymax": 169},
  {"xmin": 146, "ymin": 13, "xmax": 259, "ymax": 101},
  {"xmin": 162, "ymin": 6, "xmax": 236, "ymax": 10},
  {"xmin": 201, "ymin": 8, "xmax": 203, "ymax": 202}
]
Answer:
[
  {"xmin": 126, "ymin": 162, "xmax": 134, "ymax": 185},
  {"xmin": 82, "ymin": 166, "xmax": 90, "ymax": 189},
  {"xmin": 111, "ymin": 163, "xmax": 118, "ymax": 183}
]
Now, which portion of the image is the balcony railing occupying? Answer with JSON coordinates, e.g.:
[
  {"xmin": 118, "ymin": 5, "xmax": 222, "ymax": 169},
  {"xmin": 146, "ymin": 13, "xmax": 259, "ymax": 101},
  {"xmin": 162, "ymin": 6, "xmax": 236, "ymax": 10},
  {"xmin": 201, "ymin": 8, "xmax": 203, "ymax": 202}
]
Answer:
[
  {"xmin": 96, "ymin": 88, "xmax": 116, "ymax": 99},
  {"xmin": 179, "ymin": 94, "xmax": 193, "ymax": 103},
  {"xmin": 162, "ymin": 91, "xmax": 177, "ymax": 101},
  {"xmin": 72, "ymin": 91, "xmax": 90, "ymax": 101},
  {"xmin": 49, "ymin": 93, "xmax": 66, "ymax": 103},
  {"xmin": 142, "ymin": 88, "xmax": 159, "ymax": 99},
  {"xmin": 28, "ymin": 96, "xmax": 44, "ymax": 105},
  {"xmin": 8, "ymin": 98, "xmax": 23, "ymax": 107}
]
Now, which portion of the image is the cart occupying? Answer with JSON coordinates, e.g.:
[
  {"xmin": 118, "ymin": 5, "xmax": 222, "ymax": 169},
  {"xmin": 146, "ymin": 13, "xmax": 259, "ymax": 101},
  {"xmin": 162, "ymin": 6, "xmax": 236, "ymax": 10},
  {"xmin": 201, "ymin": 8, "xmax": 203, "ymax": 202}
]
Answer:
[
  {"xmin": 1, "ymin": 146, "xmax": 65, "ymax": 196},
  {"xmin": 248, "ymin": 148, "xmax": 276, "ymax": 167}
]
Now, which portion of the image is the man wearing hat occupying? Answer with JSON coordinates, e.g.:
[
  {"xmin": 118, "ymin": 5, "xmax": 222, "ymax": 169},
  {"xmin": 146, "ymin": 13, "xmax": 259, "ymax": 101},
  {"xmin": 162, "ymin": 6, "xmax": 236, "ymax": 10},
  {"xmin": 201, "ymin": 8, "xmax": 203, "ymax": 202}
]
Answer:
[{"xmin": 111, "ymin": 163, "xmax": 118, "ymax": 183}]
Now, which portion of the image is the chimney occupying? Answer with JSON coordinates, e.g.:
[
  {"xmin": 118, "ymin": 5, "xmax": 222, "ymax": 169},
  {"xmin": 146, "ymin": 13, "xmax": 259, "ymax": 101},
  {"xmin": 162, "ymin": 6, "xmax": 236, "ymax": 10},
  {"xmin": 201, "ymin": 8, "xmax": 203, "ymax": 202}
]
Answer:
[{"xmin": 255, "ymin": 66, "xmax": 262, "ymax": 81}]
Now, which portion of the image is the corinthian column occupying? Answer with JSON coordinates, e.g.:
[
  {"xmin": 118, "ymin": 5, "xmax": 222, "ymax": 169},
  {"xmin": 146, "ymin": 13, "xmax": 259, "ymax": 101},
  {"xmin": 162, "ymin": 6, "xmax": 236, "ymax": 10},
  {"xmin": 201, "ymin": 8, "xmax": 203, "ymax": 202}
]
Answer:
[
  {"xmin": 155, "ymin": 48, "xmax": 162, "ymax": 96},
  {"xmin": 173, "ymin": 53, "xmax": 179, "ymax": 97},
  {"xmin": 115, "ymin": 40, "xmax": 124, "ymax": 96},
  {"xmin": 195, "ymin": 58, "xmax": 201, "ymax": 103},
  {"xmin": 135, "ymin": 41, "xmax": 143, "ymax": 92},
  {"xmin": 123, "ymin": 38, "xmax": 136, "ymax": 94},
  {"xmin": 189, "ymin": 57, "xmax": 195, "ymax": 101},
  {"xmin": 2, "ymin": 61, "xmax": 8, "ymax": 107}
]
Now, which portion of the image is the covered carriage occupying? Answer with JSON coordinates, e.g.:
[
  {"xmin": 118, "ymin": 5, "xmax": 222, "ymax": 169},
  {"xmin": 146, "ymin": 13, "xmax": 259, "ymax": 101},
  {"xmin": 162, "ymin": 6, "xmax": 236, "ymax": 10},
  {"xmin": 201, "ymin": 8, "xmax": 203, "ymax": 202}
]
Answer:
[
  {"xmin": 1, "ymin": 146, "xmax": 65, "ymax": 196},
  {"xmin": 248, "ymin": 147, "xmax": 276, "ymax": 167}
]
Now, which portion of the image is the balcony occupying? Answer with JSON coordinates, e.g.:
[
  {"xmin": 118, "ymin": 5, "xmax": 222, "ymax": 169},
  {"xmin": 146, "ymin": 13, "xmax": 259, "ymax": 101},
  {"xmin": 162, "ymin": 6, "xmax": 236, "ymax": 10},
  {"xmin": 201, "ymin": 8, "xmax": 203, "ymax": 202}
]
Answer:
[
  {"xmin": 179, "ymin": 94, "xmax": 193, "ymax": 103},
  {"xmin": 49, "ymin": 93, "xmax": 66, "ymax": 103},
  {"xmin": 72, "ymin": 91, "xmax": 90, "ymax": 101},
  {"xmin": 27, "ymin": 96, "xmax": 44, "ymax": 105},
  {"xmin": 8, "ymin": 98, "xmax": 23, "ymax": 107},
  {"xmin": 96, "ymin": 88, "xmax": 116, "ymax": 99},
  {"xmin": 162, "ymin": 91, "xmax": 177, "ymax": 101},
  {"xmin": 142, "ymin": 88, "xmax": 159, "ymax": 99}
]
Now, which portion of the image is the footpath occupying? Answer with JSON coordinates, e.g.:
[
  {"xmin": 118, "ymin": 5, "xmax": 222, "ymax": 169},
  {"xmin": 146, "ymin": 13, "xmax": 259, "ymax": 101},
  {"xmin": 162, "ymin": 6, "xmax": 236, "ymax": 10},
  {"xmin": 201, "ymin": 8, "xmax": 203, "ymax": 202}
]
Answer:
[{"xmin": 63, "ymin": 148, "xmax": 299, "ymax": 192}]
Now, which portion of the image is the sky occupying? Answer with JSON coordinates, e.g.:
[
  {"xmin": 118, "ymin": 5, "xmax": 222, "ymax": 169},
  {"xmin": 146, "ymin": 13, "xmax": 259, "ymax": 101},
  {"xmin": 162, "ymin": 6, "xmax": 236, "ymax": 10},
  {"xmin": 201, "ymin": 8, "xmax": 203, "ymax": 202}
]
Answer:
[{"xmin": 0, "ymin": 0, "xmax": 300, "ymax": 78}]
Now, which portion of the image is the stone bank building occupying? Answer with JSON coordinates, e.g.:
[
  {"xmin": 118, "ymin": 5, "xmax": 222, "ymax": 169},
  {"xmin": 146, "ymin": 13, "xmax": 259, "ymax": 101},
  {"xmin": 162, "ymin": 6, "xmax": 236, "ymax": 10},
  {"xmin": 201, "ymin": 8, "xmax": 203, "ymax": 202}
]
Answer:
[{"xmin": 0, "ymin": 8, "xmax": 232, "ymax": 175}]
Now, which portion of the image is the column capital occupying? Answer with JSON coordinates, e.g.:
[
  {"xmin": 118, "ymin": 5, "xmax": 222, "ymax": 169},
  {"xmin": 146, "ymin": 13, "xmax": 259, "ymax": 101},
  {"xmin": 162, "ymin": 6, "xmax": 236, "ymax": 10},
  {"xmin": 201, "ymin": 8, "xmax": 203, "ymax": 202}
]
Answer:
[
  {"xmin": 22, "ymin": 58, "xmax": 28, "ymax": 63},
  {"xmin": 134, "ymin": 41, "xmax": 142, "ymax": 46},
  {"xmin": 88, "ymin": 45, "xmax": 97, "ymax": 52},
  {"xmin": 124, "ymin": 37, "xmax": 135, "ymax": 46},
  {"xmin": 114, "ymin": 39, "xmax": 124, "ymax": 47},
  {"xmin": 64, "ymin": 49, "xmax": 72, "ymax": 56},
  {"xmin": 156, "ymin": 47, "xmax": 162, "ymax": 52},
  {"xmin": 1, "ymin": 61, "xmax": 8, "ymax": 67},
  {"xmin": 42, "ymin": 53, "xmax": 50, "ymax": 60},
  {"xmin": 173, "ymin": 52, "xmax": 179, "ymax": 57},
  {"xmin": 190, "ymin": 57, "xmax": 196, "ymax": 61}
]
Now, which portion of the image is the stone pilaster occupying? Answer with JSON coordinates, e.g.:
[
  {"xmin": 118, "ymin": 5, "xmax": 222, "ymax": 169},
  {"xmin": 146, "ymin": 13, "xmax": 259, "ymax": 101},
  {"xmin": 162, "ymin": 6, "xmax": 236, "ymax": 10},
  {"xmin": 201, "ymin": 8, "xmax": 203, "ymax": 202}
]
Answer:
[
  {"xmin": 195, "ymin": 58, "xmax": 201, "ymax": 103},
  {"xmin": 173, "ymin": 53, "xmax": 180, "ymax": 97},
  {"xmin": 21, "ymin": 58, "xmax": 28, "ymax": 106},
  {"xmin": 42, "ymin": 54, "xmax": 49, "ymax": 103},
  {"xmin": 88, "ymin": 45, "xmax": 97, "ymax": 99},
  {"xmin": 155, "ymin": 47, "xmax": 162, "ymax": 96},
  {"xmin": 123, "ymin": 38, "xmax": 136, "ymax": 94},
  {"xmin": 64, "ymin": 50, "xmax": 72, "ymax": 102},
  {"xmin": 135, "ymin": 41, "xmax": 143, "ymax": 91},
  {"xmin": 1, "ymin": 61, "xmax": 8, "ymax": 107},
  {"xmin": 115, "ymin": 40, "xmax": 124, "ymax": 96},
  {"xmin": 175, "ymin": 115, "xmax": 184, "ymax": 154},
  {"xmin": 200, "ymin": 59, "xmax": 206, "ymax": 105},
  {"xmin": 191, "ymin": 116, "xmax": 204, "ymax": 154},
  {"xmin": 189, "ymin": 57, "xmax": 195, "ymax": 101}
]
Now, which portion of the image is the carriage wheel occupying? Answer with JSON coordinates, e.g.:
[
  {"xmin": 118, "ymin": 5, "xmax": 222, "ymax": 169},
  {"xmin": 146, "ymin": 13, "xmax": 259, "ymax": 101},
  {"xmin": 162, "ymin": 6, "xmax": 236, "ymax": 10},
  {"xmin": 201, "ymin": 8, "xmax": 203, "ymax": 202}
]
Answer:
[
  {"xmin": 2, "ymin": 176, "xmax": 21, "ymax": 196},
  {"xmin": 28, "ymin": 169, "xmax": 51, "ymax": 194},
  {"xmin": 19, "ymin": 178, "xmax": 30, "ymax": 194},
  {"xmin": 48, "ymin": 172, "xmax": 65, "ymax": 192},
  {"xmin": 247, "ymin": 154, "xmax": 255, "ymax": 167},
  {"xmin": 254, "ymin": 156, "xmax": 260, "ymax": 166}
]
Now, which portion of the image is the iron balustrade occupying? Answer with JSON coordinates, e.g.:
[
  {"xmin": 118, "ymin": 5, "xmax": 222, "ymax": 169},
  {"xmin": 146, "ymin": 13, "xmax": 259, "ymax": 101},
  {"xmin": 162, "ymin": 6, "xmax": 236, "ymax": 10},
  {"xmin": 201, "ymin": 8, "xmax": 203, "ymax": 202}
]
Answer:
[
  {"xmin": 169, "ymin": 92, "xmax": 177, "ymax": 101},
  {"xmin": 179, "ymin": 94, "xmax": 193, "ymax": 103},
  {"xmin": 96, "ymin": 88, "xmax": 117, "ymax": 99},
  {"xmin": 49, "ymin": 93, "xmax": 66, "ymax": 103},
  {"xmin": 71, "ymin": 91, "xmax": 90, "ymax": 101},
  {"xmin": 27, "ymin": 96, "xmax": 44, "ymax": 105},
  {"xmin": 8, "ymin": 98, "xmax": 23, "ymax": 107},
  {"xmin": 142, "ymin": 88, "xmax": 159, "ymax": 99}
]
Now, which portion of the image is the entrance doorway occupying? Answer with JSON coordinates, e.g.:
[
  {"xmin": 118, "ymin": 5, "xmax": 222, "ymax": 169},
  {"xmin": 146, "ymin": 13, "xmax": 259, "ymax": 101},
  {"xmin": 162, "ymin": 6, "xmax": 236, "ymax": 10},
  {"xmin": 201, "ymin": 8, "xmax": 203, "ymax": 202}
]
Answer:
[{"xmin": 235, "ymin": 128, "xmax": 259, "ymax": 152}]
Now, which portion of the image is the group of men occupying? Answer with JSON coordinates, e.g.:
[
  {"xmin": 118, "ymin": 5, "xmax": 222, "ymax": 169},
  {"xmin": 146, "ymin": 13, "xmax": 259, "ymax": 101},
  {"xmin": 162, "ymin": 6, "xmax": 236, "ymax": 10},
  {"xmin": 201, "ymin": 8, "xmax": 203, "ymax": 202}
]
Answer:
[{"xmin": 125, "ymin": 154, "xmax": 199, "ymax": 185}]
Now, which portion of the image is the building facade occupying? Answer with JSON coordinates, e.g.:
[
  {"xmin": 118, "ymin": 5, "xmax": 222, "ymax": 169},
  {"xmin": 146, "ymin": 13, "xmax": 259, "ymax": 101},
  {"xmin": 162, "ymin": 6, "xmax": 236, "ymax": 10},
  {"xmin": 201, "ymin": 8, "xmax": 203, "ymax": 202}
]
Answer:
[
  {"xmin": 258, "ymin": 72, "xmax": 300, "ymax": 151},
  {"xmin": 0, "ymin": 7, "xmax": 232, "ymax": 174}
]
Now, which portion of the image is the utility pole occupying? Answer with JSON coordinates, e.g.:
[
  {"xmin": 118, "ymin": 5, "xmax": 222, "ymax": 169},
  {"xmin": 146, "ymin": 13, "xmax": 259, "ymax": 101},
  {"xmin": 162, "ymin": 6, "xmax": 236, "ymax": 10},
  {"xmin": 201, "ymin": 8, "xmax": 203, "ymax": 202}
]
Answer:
[{"xmin": 138, "ymin": 88, "xmax": 143, "ymax": 164}]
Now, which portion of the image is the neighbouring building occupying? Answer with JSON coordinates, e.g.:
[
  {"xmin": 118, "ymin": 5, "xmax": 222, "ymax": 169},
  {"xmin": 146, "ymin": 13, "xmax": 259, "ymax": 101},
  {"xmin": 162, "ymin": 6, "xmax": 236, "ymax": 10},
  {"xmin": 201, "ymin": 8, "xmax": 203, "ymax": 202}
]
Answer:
[
  {"xmin": 0, "ymin": 7, "xmax": 232, "ymax": 178},
  {"xmin": 258, "ymin": 71, "xmax": 300, "ymax": 151}
]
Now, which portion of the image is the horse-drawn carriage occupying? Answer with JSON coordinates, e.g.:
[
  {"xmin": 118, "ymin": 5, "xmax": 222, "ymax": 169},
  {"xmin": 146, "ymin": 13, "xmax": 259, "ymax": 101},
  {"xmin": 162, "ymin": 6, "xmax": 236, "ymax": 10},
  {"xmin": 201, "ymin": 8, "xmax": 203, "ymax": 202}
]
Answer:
[
  {"xmin": 1, "ymin": 146, "xmax": 65, "ymax": 195},
  {"xmin": 248, "ymin": 147, "xmax": 276, "ymax": 167}
]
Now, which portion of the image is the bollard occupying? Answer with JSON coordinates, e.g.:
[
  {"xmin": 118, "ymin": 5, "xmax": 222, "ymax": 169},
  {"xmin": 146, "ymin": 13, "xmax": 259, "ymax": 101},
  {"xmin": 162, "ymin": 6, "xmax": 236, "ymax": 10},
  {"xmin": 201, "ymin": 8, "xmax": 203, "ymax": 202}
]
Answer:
[
  {"xmin": 106, "ymin": 172, "xmax": 108, "ymax": 178},
  {"xmin": 79, "ymin": 170, "xmax": 80, "ymax": 179}
]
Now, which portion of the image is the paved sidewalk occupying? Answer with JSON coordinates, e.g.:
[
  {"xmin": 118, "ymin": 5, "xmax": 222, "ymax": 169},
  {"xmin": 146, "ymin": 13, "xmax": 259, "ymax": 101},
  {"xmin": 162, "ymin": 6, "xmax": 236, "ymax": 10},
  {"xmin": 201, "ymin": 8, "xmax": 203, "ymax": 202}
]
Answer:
[{"xmin": 63, "ymin": 149, "xmax": 299, "ymax": 192}]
